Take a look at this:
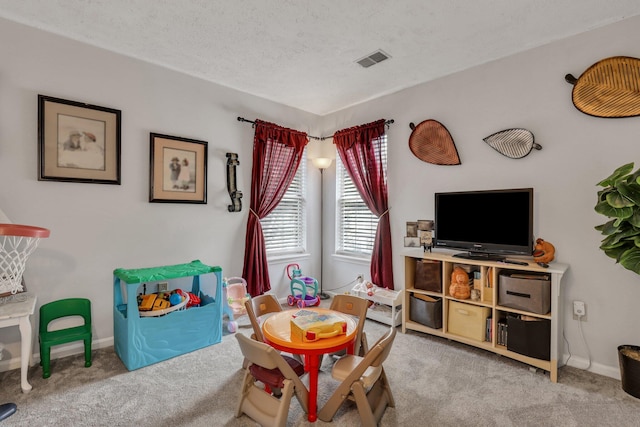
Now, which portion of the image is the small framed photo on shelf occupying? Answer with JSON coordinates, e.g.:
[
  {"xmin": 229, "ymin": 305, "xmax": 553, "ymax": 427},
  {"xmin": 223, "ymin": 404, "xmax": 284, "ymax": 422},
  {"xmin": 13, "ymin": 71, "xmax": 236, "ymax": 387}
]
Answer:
[
  {"xmin": 406, "ymin": 221, "xmax": 418, "ymax": 237},
  {"xmin": 419, "ymin": 230, "xmax": 433, "ymax": 246},
  {"xmin": 417, "ymin": 220, "xmax": 434, "ymax": 231},
  {"xmin": 404, "ymin": 237, "xmax": 421, "ymax": 247},
  {"xmin": 149, "ymin": 133, "xmax": 208, "ymax": 204},
  {"xmin": 38, "ymin": 95, "xmax": 121, "ymax": 184}
]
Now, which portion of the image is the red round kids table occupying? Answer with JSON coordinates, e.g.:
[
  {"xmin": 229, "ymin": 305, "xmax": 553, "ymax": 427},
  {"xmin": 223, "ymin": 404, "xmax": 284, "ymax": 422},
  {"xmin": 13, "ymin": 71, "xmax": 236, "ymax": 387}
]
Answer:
[{"xmin": 261, "ymin": 307, "xmax": 357, "ymax": 422}]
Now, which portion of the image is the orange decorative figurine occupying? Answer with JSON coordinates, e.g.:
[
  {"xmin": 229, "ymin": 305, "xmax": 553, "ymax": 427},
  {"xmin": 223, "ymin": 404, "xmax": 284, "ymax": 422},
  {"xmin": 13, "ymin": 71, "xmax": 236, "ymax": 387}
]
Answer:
[
  {"xmin": 449, "ymin": 267, "xmax": 471, "ymax": 299},
  {"xmin": 533, "ymin": 238, "xmax": 555, "ymax": 267}
]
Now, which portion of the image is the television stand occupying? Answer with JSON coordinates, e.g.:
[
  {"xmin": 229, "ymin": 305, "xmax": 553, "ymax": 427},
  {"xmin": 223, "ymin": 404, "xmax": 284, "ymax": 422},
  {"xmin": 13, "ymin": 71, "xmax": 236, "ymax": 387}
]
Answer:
[
  {"xmin": 453, "ymin": 252, "xmax": 505, "ymax": 262},
  {"xmin": 402, "ymin": 249, "xmax": 569, "ymax": 382}
]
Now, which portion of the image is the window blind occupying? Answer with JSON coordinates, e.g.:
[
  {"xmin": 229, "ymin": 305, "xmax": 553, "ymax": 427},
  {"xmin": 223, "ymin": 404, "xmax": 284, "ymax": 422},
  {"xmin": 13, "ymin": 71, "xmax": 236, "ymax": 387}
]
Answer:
[
  {"xmin": 262, "ymin": 156, "xmax": 307, "ymax": 254},
  {"xmin": 336, "ymin": 135, "xmax": 387, "ymax": 256}
]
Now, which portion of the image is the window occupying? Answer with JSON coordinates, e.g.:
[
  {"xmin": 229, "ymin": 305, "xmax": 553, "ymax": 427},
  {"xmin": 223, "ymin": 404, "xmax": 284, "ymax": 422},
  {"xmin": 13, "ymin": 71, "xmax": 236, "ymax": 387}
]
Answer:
[
  {"xmin": 336, "ymin": 135, "xmax": 387, "ymax": 256},
  {"xmin": 262, "ymin": 156, "xmax": 307, "ymax": 255}
]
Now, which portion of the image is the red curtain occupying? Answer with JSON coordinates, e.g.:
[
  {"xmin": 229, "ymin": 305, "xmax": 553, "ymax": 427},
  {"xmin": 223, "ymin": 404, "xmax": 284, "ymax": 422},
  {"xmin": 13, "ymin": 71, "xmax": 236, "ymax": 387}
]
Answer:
[
  {"xmin": 242, "ymin": 120, "xmax": 308, "ymax": 296},
  {"xmin": 334, "ymin": 119, "xmax": 394, "ymax": 289}
]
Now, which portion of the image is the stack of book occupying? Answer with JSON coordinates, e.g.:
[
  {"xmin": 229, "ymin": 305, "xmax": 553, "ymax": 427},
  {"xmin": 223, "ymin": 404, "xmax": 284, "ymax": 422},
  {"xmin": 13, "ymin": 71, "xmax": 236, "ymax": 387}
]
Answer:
[{"xmin": 496, "ymin": 318, "xmax": 508, "ymax": 346}]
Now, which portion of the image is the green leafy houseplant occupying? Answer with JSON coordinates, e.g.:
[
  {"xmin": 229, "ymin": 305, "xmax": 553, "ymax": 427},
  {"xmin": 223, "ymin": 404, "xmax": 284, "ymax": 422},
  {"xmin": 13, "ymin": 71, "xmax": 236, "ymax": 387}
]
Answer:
[
  {"xmin": 595, "ymin": 162, "xmax": 640, "ymax": 275},
  {"xmin": 596, "ymin": 163, "xmax": 640, "ymax": 398}
]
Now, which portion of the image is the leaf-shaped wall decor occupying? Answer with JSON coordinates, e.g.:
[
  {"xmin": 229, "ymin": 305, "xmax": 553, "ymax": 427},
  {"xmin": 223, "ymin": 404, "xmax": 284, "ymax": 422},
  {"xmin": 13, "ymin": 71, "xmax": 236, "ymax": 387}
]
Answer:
[
  {"xmin": 408, "ymin": 120, "xmax": 461, "ymax": 165},
  {"xmin": 565, "ymin": 56, "xmax": 640, "ymax": 118},
  {"xmin": 482, "ymin": 128, "xmax": 542, "ymax": 159}
]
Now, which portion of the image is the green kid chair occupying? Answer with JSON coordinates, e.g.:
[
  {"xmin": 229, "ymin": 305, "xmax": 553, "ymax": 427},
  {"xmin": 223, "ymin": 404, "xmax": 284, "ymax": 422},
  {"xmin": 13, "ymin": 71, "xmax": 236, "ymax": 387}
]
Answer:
[{"xmin": 39, "ymin": 298, "xmax": 92, "ymax": 379}]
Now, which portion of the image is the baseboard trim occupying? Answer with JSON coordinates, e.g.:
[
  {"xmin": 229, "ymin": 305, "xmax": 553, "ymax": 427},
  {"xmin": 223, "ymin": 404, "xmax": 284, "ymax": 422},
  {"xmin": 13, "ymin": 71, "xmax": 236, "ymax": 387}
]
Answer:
[
  {"xmin": 0, "ymin": 337, "xmax": 114, "ymax": 373},
  {"xmin": 562, "ymin": 353, "xmax": 620, "ymax": 380}
]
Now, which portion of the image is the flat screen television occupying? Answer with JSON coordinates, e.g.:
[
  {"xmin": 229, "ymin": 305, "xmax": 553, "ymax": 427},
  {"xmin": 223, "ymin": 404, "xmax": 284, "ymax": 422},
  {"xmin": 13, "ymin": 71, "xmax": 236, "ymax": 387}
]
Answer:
[{"xmin": 434, "ymin": 188, "xmax": 533, "ymax": 261}]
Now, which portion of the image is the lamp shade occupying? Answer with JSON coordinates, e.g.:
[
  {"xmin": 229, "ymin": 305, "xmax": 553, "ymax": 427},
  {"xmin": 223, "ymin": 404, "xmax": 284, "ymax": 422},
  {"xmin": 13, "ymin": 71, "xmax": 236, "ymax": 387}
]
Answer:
[{"xmin": 311, "ymin": 157, "xmax": 333, "ymax": 169}]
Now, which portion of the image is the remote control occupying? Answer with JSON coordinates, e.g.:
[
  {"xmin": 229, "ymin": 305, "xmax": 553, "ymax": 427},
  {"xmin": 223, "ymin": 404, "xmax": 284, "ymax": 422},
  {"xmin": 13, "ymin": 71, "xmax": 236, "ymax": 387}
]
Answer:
[{"xmin": 500, "ymin": 259, "xmax": 529, "ymax": 266}]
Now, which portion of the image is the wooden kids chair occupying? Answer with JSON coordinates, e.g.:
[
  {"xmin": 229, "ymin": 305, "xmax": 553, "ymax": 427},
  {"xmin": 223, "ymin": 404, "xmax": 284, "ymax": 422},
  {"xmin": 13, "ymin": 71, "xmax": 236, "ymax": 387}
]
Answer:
[{"xmin": 39, "ymin": 298, "xmax": 92, "ymax": 378}]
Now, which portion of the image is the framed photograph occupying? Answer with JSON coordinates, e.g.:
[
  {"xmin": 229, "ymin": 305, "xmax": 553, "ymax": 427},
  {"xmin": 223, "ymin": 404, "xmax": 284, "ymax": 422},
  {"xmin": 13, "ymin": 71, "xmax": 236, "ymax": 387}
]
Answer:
[
  {"xmin": 406, "ymin": 221, "xmax": 418, "ymax": 237},
  {"xmin": 417, "ymin": 220, "xmax": 434, "ymax": 231},
  {"xmin": 404, "ymin": 237, "xmax": 421, "ymax": 247},
  {"xmin": 149, "ymin": 133, "xmax": 207, "ymax": 203},
  {"xmin": 38, "ymin": 95, "xmax": 121, "ymax": 184},
  {"xmin": 419, "ymin": 230, "xmax": 433, "ymax": 245}
]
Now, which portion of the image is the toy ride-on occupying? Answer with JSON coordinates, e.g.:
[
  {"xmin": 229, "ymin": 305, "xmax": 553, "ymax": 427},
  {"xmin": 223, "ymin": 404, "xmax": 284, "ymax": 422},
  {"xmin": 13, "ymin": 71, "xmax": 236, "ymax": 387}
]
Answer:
[
  {"xmin": 223, "ymin": 277, "xmax": 250, "ymax": 333},
  {"xmin": 286, "ymin": 263, "xmax": 320, "ymax": 308}
]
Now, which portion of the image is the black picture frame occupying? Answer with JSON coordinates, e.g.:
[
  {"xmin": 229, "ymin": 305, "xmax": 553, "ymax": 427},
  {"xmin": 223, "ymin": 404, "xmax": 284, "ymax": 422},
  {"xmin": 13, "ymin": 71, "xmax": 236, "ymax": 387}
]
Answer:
[
  {"xmin": 149, "ymin": 133, "xmax": 208, "ymax": 204},
  {"xmin": 38, "ymin": 95, "xmax": 121, "ymax": 184}
]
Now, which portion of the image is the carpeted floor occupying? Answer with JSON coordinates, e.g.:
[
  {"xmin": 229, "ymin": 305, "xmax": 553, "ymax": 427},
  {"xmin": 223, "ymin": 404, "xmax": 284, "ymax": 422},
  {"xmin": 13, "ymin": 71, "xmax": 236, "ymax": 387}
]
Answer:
[{"xmin": 0, "ymin": 315, "xmax": 638, "ymax": 426}]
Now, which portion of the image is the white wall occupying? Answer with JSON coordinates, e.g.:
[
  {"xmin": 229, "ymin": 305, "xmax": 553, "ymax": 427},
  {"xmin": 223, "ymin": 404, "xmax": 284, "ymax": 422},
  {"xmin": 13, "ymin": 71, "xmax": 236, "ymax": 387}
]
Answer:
[
  {"xmin": 2, "ymin": 14, "xmax": 640, "ymax": 380},
  {"xmin": 0, "ymin": 18, "xmax": 322, "ymax": 369},
  {"xmin": 322, "ymin": 15, "xmax": 640, "ymax": 379}
]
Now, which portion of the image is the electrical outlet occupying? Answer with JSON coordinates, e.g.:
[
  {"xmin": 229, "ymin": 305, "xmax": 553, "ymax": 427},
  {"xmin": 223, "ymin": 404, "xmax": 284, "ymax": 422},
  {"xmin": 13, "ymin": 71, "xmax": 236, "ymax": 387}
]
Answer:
[
  {"xmin": 158, "ymin": 282, "xmax": 169, "ymax": 292},
  {"xmin": 573, "ymin": 300, "xmax": 587, "ymax": 321}
]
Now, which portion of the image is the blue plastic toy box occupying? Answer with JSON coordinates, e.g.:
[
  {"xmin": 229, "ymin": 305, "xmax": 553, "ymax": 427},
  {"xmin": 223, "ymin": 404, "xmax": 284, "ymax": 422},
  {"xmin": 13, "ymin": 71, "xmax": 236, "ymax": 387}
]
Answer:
[{"xmin": 113, "ymin": 260, "xmax": 223, "ymax": 370}]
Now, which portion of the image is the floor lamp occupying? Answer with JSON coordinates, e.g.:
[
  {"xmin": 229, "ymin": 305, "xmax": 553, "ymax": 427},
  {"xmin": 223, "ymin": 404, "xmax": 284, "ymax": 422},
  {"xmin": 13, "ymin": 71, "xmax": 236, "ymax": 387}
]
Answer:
[{"xmin": 312, "ymin": 157, "xmax": 333, "ymax": 300}]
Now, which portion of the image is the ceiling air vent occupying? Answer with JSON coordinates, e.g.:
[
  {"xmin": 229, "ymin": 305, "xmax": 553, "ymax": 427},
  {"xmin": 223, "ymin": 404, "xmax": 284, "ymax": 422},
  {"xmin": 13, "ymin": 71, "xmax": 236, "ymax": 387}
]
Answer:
[{"xmin": 356, "ymin": 50, "xmax": 390, "ymax": 68}]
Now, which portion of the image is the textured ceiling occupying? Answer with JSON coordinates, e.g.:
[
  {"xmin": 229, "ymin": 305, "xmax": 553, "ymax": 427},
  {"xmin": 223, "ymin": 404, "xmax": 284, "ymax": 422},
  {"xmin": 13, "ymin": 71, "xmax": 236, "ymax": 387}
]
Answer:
[{"xmin": 1, "ymin": 1, "xmax": 639, "ymax": 115}]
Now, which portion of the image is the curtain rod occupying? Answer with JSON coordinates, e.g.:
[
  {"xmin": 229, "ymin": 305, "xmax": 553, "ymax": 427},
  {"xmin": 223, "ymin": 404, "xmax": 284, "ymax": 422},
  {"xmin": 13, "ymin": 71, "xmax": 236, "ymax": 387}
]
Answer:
[{"xmin": 236, "ymin": 117, "xmax": 394, "ymax": 141}]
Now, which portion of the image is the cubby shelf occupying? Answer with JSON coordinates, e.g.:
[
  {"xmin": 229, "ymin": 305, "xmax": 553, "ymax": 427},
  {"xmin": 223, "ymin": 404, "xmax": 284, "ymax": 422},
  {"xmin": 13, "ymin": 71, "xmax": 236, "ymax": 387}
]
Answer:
[{"xmin": 402, "ymin": 249, "xmax": 568, "ymax": 382}]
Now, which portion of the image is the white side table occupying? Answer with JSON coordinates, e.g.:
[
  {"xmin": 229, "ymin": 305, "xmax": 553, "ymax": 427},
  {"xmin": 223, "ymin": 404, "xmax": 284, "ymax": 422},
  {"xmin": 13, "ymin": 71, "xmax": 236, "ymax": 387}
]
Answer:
[{"xmin": 0, "ymin": 292, "xmax": 37, "ymax": 393}]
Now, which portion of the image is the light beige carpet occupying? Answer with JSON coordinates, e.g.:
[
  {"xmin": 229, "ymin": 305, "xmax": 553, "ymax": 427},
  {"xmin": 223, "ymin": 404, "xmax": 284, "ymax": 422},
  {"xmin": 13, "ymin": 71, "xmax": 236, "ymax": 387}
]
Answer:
[{"xmin": 0, "ymin": 317, "xmax": 638, "ymax": 426}]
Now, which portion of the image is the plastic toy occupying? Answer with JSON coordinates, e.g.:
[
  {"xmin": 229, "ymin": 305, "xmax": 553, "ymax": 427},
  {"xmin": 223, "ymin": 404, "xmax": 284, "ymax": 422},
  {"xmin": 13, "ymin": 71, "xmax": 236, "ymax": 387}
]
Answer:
[
  {"xmin": 222, "ymin": 277, "xmax": 250, "ymax": 333},
  {"xmin": 533, "ymin": 238, "xmax": 555, "ymax": 267},
  {"xmin": 135, "ymin": 289, "xmax": 194, "ymax": 318},
  {"xmin": 286, "ymin": 263, "xmax": 320, "ymax": 308},
  {"xmin": 185, "ymin": 291, "xmax": 201, "ymax": 307},
  {"xmin": 169, "ymin": 293, "xmax": 183, "ymax": 306},
  {"xmin": 138, "ymin": 289, "xmax": 195, "ymax": 313},
  {"xmin": 365, "ymin": 281, "xmax": 375, "ymax": 296},
  {"xmin": 173, "ymin": 288, "xmax": 200, "ymax": 308},
  {"xmin": 113, "ymin": 261, "xmax": 222, "ymax": 370},
  {"xmin": 153, "ymin": 298, "xmax": 170, "ymax": 310},
  {"xmin": 290, "ymin": 311, "xmax": 347, "ymax": 342},
  {"xmin": 449, "ymin": 266, "xmax": 471, "ymax": 299},
  {"xmin": 138, "ymin": 294, "xmax": 155, "ymax": 311}
]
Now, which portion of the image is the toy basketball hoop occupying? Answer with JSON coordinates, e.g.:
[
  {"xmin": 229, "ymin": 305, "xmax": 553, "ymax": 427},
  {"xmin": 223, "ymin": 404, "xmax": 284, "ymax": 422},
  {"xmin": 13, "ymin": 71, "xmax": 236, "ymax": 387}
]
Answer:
[{"xmin": 0, "ymin": 224, "xmax": 50, "ymax": 296}]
